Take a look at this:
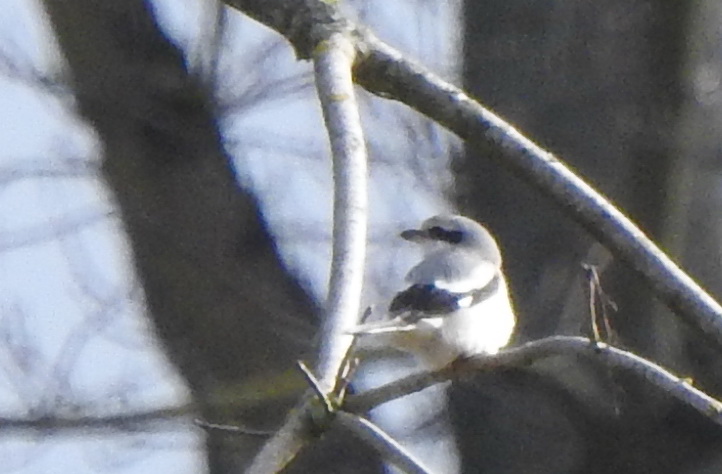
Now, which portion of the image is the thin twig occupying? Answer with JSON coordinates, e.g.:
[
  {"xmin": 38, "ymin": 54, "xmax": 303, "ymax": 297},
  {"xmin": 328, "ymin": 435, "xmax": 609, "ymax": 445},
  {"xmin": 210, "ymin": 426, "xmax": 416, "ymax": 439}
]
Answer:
[
  {"xmin": 581, "ymin": 263, "xmax": 624, "ymax": 414},
  {"xmin": 194, "ymin": 418, "xmax": 274, "ymax": 437},
  {"xmin": 0, "ymin": 404, "xmax": 193, "ymax": 434},
  {"xmin": 335, "ymin": 411, "xmax": 433, "ymax": 474},
  {"xmin": 583, "ymin": 263, "xmax": 618, "ymax": 344},
  {"xmin": 297, "ymin": 360, "xmax": 334, "ymax": 414}
]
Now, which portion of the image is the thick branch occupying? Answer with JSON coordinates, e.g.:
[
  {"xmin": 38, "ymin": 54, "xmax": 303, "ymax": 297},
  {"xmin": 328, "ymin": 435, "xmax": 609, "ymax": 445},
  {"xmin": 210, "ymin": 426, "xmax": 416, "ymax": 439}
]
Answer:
[
  {"xmin": 314, "ymin": 32, "xmax": 368, "ymax": 392},
  {"xmin": 355, "ymin": 39, "xmax": 722, "ymax": 344}
]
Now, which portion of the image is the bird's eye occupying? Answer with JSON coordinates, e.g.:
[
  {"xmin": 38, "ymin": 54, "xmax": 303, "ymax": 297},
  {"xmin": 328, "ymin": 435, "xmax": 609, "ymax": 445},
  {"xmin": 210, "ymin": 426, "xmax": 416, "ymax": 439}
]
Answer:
[
  {"xmin": 428, "ymin": 226, "xmax": 463, "ymax": 244},
  {"xmin": 428, "ymin": 226, "xmax": 445, "ymax": 239},
  {"xmin": 445, "ymin": 231, "xmax": 463, "ymax": 244}
]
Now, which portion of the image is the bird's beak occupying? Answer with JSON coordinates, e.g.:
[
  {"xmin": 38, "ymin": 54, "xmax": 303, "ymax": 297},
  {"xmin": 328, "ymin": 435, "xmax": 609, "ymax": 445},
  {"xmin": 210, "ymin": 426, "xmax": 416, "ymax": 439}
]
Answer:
[{"xmin": 400, "ymin": 228, "xmax": 427, "ymax": 242}]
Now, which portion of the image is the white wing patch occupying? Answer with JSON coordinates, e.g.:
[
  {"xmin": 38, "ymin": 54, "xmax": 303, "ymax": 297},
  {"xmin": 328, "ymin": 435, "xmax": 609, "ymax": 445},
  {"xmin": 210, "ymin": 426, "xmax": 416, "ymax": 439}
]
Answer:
[
  {"xmin": 456, "ymin": 295, "xmax": 474, "ymax": 308},
  {"xmin": 432, "ymin": 260, "xmax": 497, "ymax": 293},
  {"xmin": 420, "ymin": 317, "xmax": 444, "ymax": 328}
]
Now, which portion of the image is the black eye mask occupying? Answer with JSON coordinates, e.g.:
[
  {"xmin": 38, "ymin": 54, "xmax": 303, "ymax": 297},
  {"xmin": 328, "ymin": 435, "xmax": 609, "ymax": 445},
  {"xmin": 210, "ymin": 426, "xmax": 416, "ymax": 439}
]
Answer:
[{"xmin": 427, "ymin": 226, "xmax": 463, "ymax": 244}]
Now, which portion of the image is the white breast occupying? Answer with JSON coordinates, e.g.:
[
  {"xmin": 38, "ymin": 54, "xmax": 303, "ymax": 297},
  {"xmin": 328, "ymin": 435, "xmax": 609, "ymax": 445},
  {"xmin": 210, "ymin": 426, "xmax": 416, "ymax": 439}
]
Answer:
[{"xmin": 435, "ymin": 278, "xmax": 515, "ymax": 367}]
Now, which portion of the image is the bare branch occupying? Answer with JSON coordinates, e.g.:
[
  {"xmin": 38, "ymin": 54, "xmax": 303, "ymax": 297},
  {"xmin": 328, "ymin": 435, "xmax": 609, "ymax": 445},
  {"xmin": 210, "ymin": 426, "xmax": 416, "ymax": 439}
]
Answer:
[
  {"xmin": 582, "ymin": 263, "xmax": 618, "ymax": 344},
  {"xmin": 0, "ymin": 157, "xmax": 97, "ymax": 187},
  {"xmin": 355, "ymin": 39, "xmax": 722, "ymax": 346},
  {"xmin": 0, "ymin": 45, "xmax": 70, "ymax": 96},
  {"xmin": 222, "ymin": 0, "xmax": 350, "ymax": 61},
  {"xmin": 0, "ymin": 405, "xmax": 193, "ymax": 434},
  {"xmin": 0, "ymin": 208, "xmax": 114, "ymax": 253},
  {"xmin": 245, "ymin": 395, "xmax": 318, "ymax": 474},
  {"xmin": 314, "ymin": 32, "xmax": 368, "ymax": 391},
  {"xmin": 345, "ymin": 336, "xmax": 722, "ymax": 427},
  {"xmin": 297, "ymin": 360, "xmax": 334, "ymax": 414},
  {"xmin": 247, "ymin": 30, "xmax": 368, "ymax": 474},
  {"xmin": 194, "ymin": 418, "xmax": 274, "ymax": 437},
  {"xmin": 335, "ymin": 411, "xmax": 433, "ymax": 474}
]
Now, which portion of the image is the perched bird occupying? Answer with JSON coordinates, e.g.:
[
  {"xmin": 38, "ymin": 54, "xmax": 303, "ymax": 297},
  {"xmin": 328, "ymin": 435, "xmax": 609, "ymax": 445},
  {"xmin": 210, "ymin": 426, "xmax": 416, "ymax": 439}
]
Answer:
[{"xmin": 350, "ymin": 215, "xmax": 516, "ymax": 368}]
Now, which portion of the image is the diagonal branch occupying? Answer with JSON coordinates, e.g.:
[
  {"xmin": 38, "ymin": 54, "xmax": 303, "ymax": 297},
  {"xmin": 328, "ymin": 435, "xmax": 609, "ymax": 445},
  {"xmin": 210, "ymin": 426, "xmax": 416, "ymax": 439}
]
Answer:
[
  {"xmin": 335, "ymin": 411, "xmax": 433, "ymax": 474},
  {"xmin": 354, "ymin": 39, "xmax": 722, "ymax": 346}
]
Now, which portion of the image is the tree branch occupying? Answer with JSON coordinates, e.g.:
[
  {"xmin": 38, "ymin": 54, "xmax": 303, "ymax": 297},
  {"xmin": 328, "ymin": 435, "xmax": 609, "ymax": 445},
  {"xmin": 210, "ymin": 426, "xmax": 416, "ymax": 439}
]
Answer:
[
  {"xmin": 313, "ymin": 32, "xmax": 368, "ymax": 392},
  {"xmin": 354, "ymin": 38, "xmax": 722, "ymax": 345},
  {"xmin": 0, "ymin": 405, "xmax": 193, "ymax": 434},
  {"xmin": 247, "ymin": 30, "xmax": 368, "ymax": 474},
  {"xmin": 345, "ymin": 336, "xmax": 722, "ymax": 427},
  {"xmin": 335, "ymin": 411, "xmax": 433, "ymax": 474}
]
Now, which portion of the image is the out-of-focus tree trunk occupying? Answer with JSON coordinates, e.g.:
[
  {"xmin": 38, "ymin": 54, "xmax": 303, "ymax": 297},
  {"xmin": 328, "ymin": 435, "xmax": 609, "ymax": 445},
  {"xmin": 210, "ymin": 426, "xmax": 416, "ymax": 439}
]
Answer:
[
  {"xmin": 42, "ymin": 1, "xmax": 329, "ymax": 471},
  {"xmin": 664, "ymin": 1, "xmax": 722, "ymax": 470},
  {"xmin": 453, "ymin": 1, "xmax": 722, "ymax": 473}
]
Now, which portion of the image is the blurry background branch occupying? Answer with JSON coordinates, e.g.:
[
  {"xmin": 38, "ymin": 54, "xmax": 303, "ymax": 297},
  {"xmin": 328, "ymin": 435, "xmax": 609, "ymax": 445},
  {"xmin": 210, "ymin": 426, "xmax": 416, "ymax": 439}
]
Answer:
[{"xmin": 0, "ymin": 405, "xmax": 193, "ymax": 434}]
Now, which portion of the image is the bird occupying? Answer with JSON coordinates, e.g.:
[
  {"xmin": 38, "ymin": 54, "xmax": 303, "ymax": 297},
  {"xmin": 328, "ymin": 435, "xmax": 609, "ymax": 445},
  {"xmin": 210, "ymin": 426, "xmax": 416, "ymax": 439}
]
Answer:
[{"xmin": 349, "ymin": 214, "xmax": 516, "ymax": 369}]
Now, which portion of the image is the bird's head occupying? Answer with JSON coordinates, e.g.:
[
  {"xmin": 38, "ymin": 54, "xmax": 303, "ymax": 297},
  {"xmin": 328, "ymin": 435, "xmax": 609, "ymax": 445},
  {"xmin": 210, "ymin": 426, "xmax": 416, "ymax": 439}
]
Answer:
[{"xmin": 400, "ymin": 214, "xmax": 502, "ymax": 264}]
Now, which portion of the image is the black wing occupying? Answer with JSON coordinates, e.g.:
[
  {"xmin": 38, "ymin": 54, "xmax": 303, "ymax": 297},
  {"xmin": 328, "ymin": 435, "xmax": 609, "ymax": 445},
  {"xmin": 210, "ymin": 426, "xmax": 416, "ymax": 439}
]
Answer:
[{"xmin": 389, "ymin": 274, "xmax": 500, "ymax": 322}]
